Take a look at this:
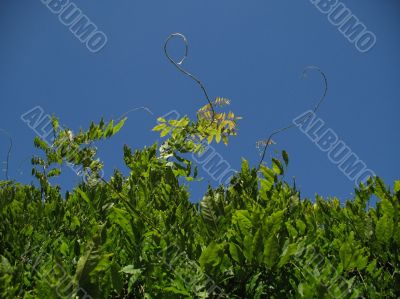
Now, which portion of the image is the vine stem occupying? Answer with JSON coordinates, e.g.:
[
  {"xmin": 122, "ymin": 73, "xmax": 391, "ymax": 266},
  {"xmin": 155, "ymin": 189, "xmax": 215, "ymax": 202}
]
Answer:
[
  {"xmin": 117, "ymin": 106, "xmax": 154, "ymax": 121},
  {"xmin": 164, "ymin": 33, "xmax": 216, "ymax": 121},
  {"xmin": 0, "ymin": 129, "xmax": 13, "ymax": 180},
  {"xmin": 257, "ymin": 66, "xmax": 328, "ymax": 171}
]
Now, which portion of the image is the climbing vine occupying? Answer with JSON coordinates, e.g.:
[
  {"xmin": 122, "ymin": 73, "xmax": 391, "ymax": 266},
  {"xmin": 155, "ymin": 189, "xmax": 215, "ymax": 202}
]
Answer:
[{"xmin": 0, "ymin": 33, "xmax": 398, "ymax": 299}]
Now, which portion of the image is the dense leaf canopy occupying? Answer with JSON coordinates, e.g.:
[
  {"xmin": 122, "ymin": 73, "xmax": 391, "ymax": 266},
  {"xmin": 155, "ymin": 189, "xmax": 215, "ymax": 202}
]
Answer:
[{"xmin": 0, "ymin": 101, "xmax": 399, "ymax": 298}]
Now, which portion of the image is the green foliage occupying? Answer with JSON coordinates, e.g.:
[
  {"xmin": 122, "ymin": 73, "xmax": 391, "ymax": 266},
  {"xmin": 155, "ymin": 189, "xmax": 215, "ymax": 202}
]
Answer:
[
  {"xmin": 0, "ymin": 103, "xmax": 399, "ymax": 298},
  {"xmin": 31, "ymin": 116, "xmax": 127, "ymax": 199}
]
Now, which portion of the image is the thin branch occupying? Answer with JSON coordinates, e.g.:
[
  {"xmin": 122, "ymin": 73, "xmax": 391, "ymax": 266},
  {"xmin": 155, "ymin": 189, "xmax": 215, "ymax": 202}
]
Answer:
[{"xmin": 257, "ymin": 66, "xmax": 328, "ymax": 170}]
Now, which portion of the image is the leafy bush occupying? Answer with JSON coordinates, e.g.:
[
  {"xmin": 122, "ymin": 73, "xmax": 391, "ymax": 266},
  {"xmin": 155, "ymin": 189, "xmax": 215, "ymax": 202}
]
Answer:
[{"xmin": 0, "ymin": 100, "xmax": 399, "ymax": 298}]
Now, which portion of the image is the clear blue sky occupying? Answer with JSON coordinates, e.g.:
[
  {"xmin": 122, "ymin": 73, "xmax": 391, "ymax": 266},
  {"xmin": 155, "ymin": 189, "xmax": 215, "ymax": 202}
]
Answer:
[{"xmin": 0, "ymin": 1, "xmax": 399, "ymax": 203}]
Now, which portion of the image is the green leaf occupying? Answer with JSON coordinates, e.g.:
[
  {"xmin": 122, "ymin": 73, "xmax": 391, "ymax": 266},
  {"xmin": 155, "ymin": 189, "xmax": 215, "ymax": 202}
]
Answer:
[
  {"xmin": 0, "ymin": 255, "xmax": 12, "ymax": 273},
  {"xmin": 60, "ymin": 241, "xmax": 69, "ymax": 257},
  {"xmin": 252, "ymin": 229, "xmax": 264, "ymax": 263},
  {"xmin": 339, "ymin": 242, "xmax": 353, "ymax": 270},
  {"xmin": 278, "ymin": 243, "xmax": 298, "ymax": 268},
  {"xmin": 51, "ymin": 116, "xmax": 59, "ymax": 131},
  {"xmin": 241, "ymin": 158, "xmax": 250, "ymax": 174},
  {"xmin": 47, "ymin": 168, "xmax": 61, "ymax": 178},
  {"xmin": 232, "ymin": 210, "xmax": 252, "ymax": 235},
  {"xmin": 152, "ymin": 123, "xmax": 166, "ymax": 132},
  {"xmin": 120, "ymin": 265, "xmax": 142, "ymax": 275},
  {"xmin": 366, "ymin": 259, "xmax": 377, "ymax": 276},
  {"xmin": 199, "ymin": 242, "xmax": 224, "ymax": 269},
  {"xmin": 74, "ymin": 228, "xmax": 105, "ymax": 290},
  {"xmin": 164, "ymin": 286, "xmax": 191, "ymax": 296},
  {"xmin": 272, "ymin": 158, "xmax": 283, "ymax": 175},
  {"xmin": 243, "ymin": 235, "xmax": 253, "ymax": 261},
  {"xmin": 215, "ymin": 131, "xmax": 221, "ymax": 143},
  {"xmin": 70, "ymin": 216, "xmax": 80, "ymax": 230},
  {"xmin": 157, "ymin": 117, "xmax": 166, "ymax": 123},
  {"xmin": 282, "ymin": 150, "xmax": 289, "ymax": 166},
  {"xmin": 374, "ymin": 177, "xmax": 389, "ymax": 200},
  {"xmin": 285, "ymin": 222, "xmax": 298, "ymax": 238},
  {"xmin": 229, "ymin": 242, "xmax": 244, "ymax": 264},
  {"xmin": 33, "ymin": 136, "xmax": 49, "ymax": 151},
  {"xmin": 263, "ymin": 235, "xmax": 279, "ymax": 267},
  {"xmin": 295, "ymin": 219, "xmax": 306, "ymax": 235},
  {"xmin": 111, "ymin": 263, "xmax": 123, "ymax": 293},
  {"xmin": 160, "ymin": 126, "xmax": 171, "ymax": 137},
  {"xmin": 394, "ymin": 180, "xmax": 400, "ymax": 193},
  {"xmin": 201, "ymin": 195, "xmax": 219, "ymax": 230},
  {"xmin": 108, "ymin": 207, "xmax": 135, "ymax": 242},
  {"xmin": 207, "ymin": 134, "xmax": 214, "ymax": 144},
  {"xmin": 105, "ymin": 119, "xmax": 114, "ymax": 137},
  {"xmin": 113, "ymin": 117, "xmax": 127, "ymax": 135},
  {"xmin": 376, "ymin": 215, "xmax": 394, "ymax": 244},
  {"xmin": 77, "ymin": 188, "xmax": 92, "ymax": 206},
  {"xmin": 259, "ymin": 165, "xmax": 276, "ymax": 187},
  {"xmin": 222, "ymin": 135, "xmax": 229, "ymax": 145}
]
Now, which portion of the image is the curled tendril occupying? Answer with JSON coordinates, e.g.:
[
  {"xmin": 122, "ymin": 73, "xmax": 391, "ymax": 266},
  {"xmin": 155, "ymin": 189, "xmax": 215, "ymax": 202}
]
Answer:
[
  {"xmin": 164, "ymin": 33, "xmax": 215, "ymax": 120},
  {"xmin": 0, "ymin": 129, "xmax": 13, "ymax": 180},
  {"xmin": 257, "ymin": 66, "xmax": 328, "ymax": 170}
]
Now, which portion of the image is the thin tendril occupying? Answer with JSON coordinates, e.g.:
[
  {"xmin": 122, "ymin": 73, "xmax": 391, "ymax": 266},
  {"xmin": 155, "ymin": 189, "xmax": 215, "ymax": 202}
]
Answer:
[
  {"xmin": 118, "ymin": 106, "xmax": 154, "ymax": 121},
  {"xmin": 0, "ymin": 129, "xmax": 13, "ymax": 180},
  {"xmin": 164, "ymin": 33, "xmax": 215, "ymax": 120},
  {"xmin": 257, "ymin": 66, "xmax": 328, "ymax": 170}
]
